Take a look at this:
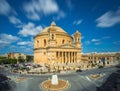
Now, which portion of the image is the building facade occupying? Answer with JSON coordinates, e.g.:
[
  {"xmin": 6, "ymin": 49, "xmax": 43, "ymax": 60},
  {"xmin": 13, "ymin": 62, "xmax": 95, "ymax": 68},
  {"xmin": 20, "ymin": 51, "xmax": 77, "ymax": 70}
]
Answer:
[
  {"xmin": 34, "ymin": 22, "xmax": 82, "ymax": 69},
  {"xmin": 34, "ymin": 22, "xmax": 120, "ymax": 70},
  {"xmin": 81, "ymin": 52, "xmax": 119, "ymax": 70},
  {"xmin": 7, "ymin": 52, "xmax": 26, "ymax": 60}
]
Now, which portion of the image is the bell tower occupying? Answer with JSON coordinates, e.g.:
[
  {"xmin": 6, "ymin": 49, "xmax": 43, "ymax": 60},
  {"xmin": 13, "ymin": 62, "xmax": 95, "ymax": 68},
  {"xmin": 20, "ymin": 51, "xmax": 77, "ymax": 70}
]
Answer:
[{"xmin": 73, "ymin": 30, "xmax": 81, "ymax": 48}]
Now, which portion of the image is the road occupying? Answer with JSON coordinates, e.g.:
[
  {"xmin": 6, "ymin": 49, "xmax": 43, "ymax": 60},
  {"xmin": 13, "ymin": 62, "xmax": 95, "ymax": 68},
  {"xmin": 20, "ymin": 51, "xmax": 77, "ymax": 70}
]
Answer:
[{"xmin": 7, "ymin": 66, "xmax": 118, "ymax": 91}]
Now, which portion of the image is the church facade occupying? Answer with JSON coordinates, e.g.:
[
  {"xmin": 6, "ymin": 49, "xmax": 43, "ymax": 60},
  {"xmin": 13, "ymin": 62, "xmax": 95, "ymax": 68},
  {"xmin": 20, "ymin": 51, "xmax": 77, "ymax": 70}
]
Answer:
[{"xmin": 34, "ymin": 22, "xmax": 82, "ymax": 69}]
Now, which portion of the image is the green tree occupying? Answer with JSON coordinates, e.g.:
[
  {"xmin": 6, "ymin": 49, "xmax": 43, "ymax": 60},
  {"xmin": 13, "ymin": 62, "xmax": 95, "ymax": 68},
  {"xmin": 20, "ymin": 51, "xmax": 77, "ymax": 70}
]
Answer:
[
  {"xmin": 18, "ymin": 56, "xmax": 25, "ymax": 63},
  {"xmin": 0, "ymin": 56, "xmax": 9, "ymax": 64},
  {"xmin": 10, "ymin": 58, "xmax": 17, "ymax": 64},
  {"xmin": 26, "ymin": 55, "xmax": 33, "ymax": 62}
]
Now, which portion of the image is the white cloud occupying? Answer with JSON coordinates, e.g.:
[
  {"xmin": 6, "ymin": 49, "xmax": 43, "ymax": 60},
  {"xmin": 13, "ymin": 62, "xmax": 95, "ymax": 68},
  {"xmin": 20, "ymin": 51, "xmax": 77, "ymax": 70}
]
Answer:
[
  {"xmin": 96, "ymin": 8, "xmax": 120, "ymax": 28},
  {"xmin": 0, "ymin": 0, "xmax": 22, "ymax": 26},
  {"xmin": 8, "ymin": 16, "xmax": 22, "ymax": 24},
  {"xmin": 54, "ymin": 11, "xmax": 66, "ymax": 20},
  {"xmin": 7, "ymin": 45, "xmax": 33, "ymax": 54},
  {"xmin": 91, "ymin": 39, "xmax": 101, "ymax": 45},
  {"xmin": 0, "ymin": 0, "xmax": 16, "ymax": 16},
  {"xmin": 73, "ymin": 20, "xmax": 83, "ymax": 25},
  {"xmin": 23, "ymin": 0, "xmax": 59, "ymax": 20},
  {"xmin": 18, "ymin": 22, "xmax": 43, "ymax": 37},
  {"xmin": 19, "ymin": 46, "xmax": 26, "ymax": 49},
  {"xmin": 0, "ymin": 0, "xmax": 11, "ymax": 15},
  {"xmin": 17, "ymin": 41, "xmax": 33, "ymax": 46},
  {"xmin": 91, "ymin": 39, "xmax": 100, "ymax": 42},
  {"xmin": 19, "ymin": 45, "xmax": 33, "ymax": 54},
  {"xmin": 0, "ymin": 34, "xmax": 19, "ymax": 46}
]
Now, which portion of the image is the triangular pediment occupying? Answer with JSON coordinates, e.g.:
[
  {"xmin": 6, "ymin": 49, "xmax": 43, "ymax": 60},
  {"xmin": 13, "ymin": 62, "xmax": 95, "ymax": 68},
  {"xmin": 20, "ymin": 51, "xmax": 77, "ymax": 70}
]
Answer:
[{"xmin": 58, "ymin": 44, "xmax": 78, "ymax": 49}]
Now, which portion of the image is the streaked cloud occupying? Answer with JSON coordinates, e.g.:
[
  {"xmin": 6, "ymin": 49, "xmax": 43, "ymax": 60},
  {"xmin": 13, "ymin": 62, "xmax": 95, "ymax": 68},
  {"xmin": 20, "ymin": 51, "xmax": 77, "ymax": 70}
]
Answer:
[
  {"xmin": 91, "ymin": 39, "xmax": 100, "ymax": 42},
  {"xmin": 0, "ymin": 0, "xmax": 22, "ymax": 26},
  {"xmin": 8, "ymin": 45, "xmax": 33, "ymax": 54},
  {"xmin": 96, "ymin": 8, "xmax": 120, "ymax": 28},
  {"xmin": 17, "ymin": 41, "xmax": 33, "ymax": 46},
  {"xmin": 19, "ymin": 45, "xmax": 33, "ymax": 54},
  {"xmin": 91, "ymin": 39, "xmax": 101, "ymax": 45},
  {"xmin": 73, "ymin": 20, "xmax": 83, "ymax": 25},
  {"xmin": 0, "ymin": 33, "xmax": 19, "ymax": 47},
  {"xmin": 0, "ymin": 0, "xmax": 16, "ymax": 16},
  {"xmin": 54, "ymin": 11, "xmax": 66, "ymax": 20},
  {"xmin": 85, "ymin": 36, "xmax": 111, "ymax": 46},
  {"xmin": 18, "ymin": 22, "xmax": 43, "ymax": 37},
  {"xmin": 23, "ymin": 0, "xmax": 59, "ymax": 20},
  {"xmin": 8, "ymin": 16, "xmax": 22, "ymax": 24},
  {"xmin": 0, "ymin": 0, "xmax": 12, "ymax": 15}
]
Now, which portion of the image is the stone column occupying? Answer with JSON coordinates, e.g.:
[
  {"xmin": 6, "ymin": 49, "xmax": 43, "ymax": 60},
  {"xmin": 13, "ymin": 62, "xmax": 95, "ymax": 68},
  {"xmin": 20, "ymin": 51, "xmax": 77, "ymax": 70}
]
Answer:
[
  {"xmin": 68, "ymin": 52, "xmax": 70, "ymax": 63},
  {"xmin": 61, "ymin": 52, "xmax": 63, "ymax": 64},
  {"xmin": 59, "ymin": 52, "xmax": 61, "ymax": 64},
  {"xmin": 65, "ymin": 52, "xmax": 66, "ymax": 63},
  {"xmin": 76, "ymin": 52, "xmax": 77, "ymax": 63},
  {"xmin": 63, "ymin": 52, "xmax": 65, "ymax": 63},
  {"xmin": 58, "ymin": 52, "xmax": 60, "ymax": 64},
  {"xmin": 69, "ymin": 52, "xmax": 71, "ymax": 63},
  {"xmin": 72, "ymin": 52, "xmax": 73, "ymax": 63},
  {"xmin": 72, "ymin": 52, "xmax": 74, "ymax": 63},
  {"xmin": 74, "ymin": 52, "xmax": 76, "ymax": 63},
  {"xmin": 66, "ymin": 52, "xmax": 68, "ymax": 64}
]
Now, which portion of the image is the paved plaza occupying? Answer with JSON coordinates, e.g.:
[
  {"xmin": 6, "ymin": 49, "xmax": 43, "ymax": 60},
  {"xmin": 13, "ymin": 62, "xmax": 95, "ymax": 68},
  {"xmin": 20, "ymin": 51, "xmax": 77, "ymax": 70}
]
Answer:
[
  {"xmin": 1, "ymin": 66, "xmax": 120, "ymax": 91},
  {"xmin": 6, "ymin": 66, "xmax": 118, "ymax": 91}
]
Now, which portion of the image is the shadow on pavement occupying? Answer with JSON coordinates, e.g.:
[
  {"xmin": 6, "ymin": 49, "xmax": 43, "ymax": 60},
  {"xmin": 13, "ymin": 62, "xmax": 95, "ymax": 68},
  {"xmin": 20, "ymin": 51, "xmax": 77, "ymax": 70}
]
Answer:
[{"xmin": 96, "ymin": 70, "xmax": 120, "ymax": 91}]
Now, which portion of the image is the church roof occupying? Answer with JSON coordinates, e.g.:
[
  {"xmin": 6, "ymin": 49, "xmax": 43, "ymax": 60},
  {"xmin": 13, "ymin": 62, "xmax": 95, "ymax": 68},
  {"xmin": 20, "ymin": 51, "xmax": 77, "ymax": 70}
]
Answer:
[
  {"xmin": 40, "ymin": 21, "xmax": 67, "ymax": 34},
  {"xmin": 34, "ymin": 21, "xmax": 73, "ymax": 38}
]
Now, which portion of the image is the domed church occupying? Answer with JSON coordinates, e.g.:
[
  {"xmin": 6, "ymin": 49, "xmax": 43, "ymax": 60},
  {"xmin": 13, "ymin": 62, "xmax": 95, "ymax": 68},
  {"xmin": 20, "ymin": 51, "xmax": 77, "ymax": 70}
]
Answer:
[{"xmin": 34, "ymin": 21, "xmax": 82, "ymax": 69}]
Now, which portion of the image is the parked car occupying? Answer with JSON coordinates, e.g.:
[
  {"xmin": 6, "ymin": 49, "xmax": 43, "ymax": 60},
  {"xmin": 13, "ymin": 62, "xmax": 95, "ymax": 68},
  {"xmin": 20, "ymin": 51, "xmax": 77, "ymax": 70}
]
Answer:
[
  {"xmin": 76, "ymin": 69, "xmax": 82, "ymax": 72},
  {"xmin": 98, "ymin": 66, "xmax": 103, "ymax": 69}
]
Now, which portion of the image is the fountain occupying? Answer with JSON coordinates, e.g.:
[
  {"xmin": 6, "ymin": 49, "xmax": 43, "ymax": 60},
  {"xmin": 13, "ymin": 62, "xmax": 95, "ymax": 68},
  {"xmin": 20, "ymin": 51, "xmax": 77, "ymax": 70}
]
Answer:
[
  {"xmin": 40, "ymin": 74, "xmax": 70, "ymax": 91},
  {"xmin": 51, "ymin": 74, "xmax": 58, "ymax": 85}
]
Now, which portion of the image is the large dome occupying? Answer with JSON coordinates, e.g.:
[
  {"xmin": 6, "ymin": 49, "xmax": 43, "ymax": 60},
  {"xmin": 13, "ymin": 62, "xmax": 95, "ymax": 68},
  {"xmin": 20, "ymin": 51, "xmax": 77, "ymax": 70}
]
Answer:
[
  {"xmin": 41, "ymin": 21, "xmax": 67, "ymax": 33},
  {"xmin": 35, "ymin": 21, "xmax": 70, "ymax": 37}
]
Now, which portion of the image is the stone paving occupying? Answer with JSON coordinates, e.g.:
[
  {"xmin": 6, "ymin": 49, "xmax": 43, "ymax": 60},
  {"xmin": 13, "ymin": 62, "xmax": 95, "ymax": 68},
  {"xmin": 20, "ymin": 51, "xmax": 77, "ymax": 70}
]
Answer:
[
  {"xmin": 7, "ymin": 76, "xmax": 28, "ymax": 83},
  {"xmin": 1, "ymin": 66, "xmax": 119, "ymax": 91}
]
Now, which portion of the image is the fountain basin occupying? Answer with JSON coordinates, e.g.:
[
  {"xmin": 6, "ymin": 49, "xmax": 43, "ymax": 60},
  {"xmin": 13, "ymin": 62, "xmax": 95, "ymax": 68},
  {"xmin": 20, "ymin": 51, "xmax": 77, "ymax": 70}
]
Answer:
[{"xmin": 41, "ymin": 79, "xmax": 70, "ymax": 91}]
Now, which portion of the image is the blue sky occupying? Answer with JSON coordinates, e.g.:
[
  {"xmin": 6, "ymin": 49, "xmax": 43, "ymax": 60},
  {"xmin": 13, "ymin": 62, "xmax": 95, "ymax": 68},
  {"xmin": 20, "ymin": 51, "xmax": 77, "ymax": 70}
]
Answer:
[{"xmin": 0, "ymin": 0, "xmax": 120, "ymax": 54}]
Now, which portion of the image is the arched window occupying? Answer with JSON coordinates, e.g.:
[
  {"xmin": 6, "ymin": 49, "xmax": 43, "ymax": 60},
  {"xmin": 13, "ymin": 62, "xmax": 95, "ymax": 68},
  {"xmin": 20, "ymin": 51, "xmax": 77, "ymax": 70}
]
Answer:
[
  {"xmin": 37, "ymin": 40, "xmax": 39, "ymax": 43},
  {"xmin": 78, "ymin": 38, "xmax": 80, "ymax": 42},
  {"xmin": 44, "ymin": 39, "xmax": 46, "ymax": 46},
  {"xmin": 37, "ymin": 40, "xmax": 39, "ymax": 46},
  {"xmin": 62, "ymin": 40, "xmax": 64, "ymax": 44},
  {"xmin": 69, "ymin": 41, "xmax": 70, "ymax": 44},
  {"xmin": 52, "ymin": 34, "xmax": 54, "ymax": 40}
]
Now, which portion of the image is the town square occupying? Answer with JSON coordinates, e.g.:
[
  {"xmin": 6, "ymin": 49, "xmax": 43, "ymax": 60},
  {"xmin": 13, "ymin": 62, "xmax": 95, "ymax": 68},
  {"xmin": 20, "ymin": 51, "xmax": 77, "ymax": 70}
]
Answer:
[{"xmin": 0, "ymin": 0, "xmax": 120, "ymax": 91}]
